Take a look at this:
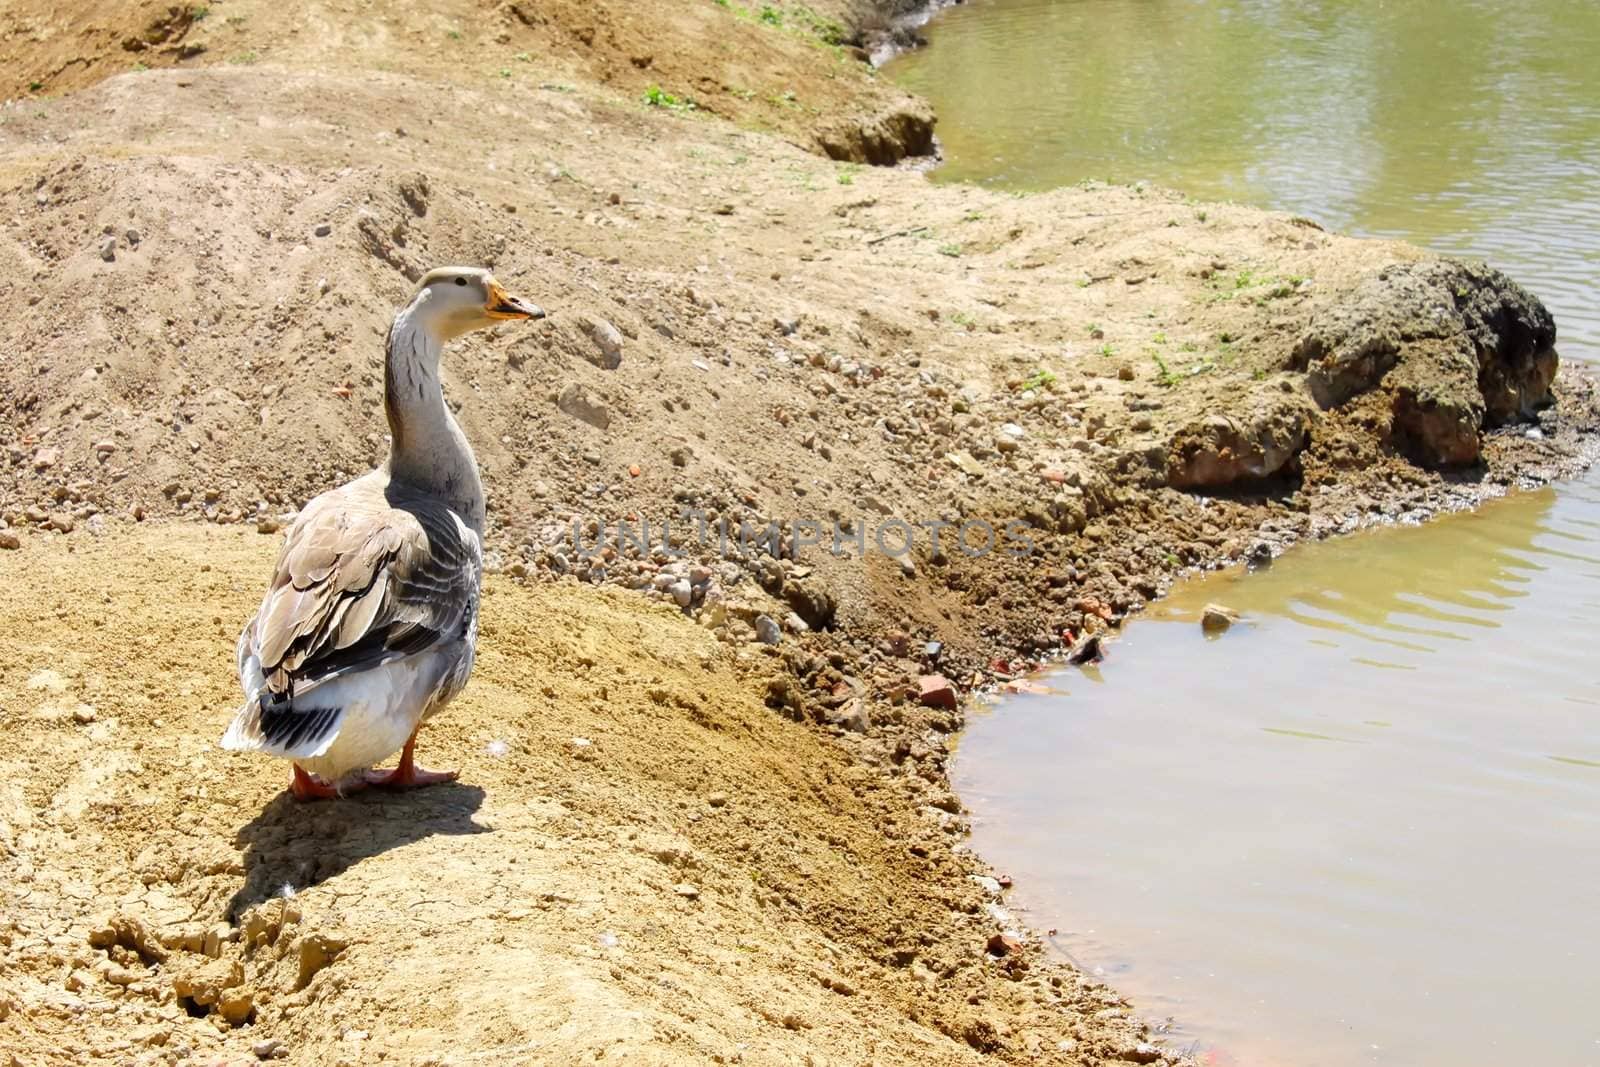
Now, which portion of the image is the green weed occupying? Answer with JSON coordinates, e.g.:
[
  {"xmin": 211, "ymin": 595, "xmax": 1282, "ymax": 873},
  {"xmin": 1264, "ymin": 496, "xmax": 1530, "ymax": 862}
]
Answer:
[
  {"xmin": 1020, "ymin": 368, "xmax": 1057, "ymax": 391},
  {"xmin": 643, "ymin": 85, "xmax": 696, "ymax": 111}
]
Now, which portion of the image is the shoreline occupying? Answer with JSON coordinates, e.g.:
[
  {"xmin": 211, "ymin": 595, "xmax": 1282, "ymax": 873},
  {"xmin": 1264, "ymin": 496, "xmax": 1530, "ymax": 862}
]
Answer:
[{"xmin": 4, "ymin": 1, "xmax": 1600, "ymax": 1063}]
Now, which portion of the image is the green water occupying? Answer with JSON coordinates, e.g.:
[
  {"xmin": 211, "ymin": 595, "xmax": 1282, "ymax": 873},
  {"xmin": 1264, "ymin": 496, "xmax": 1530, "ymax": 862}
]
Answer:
[
  {"xmin": 890, "ymin": 3, "xmax": 1600, "ymax": 1064},
  {"xmin": 888, "ymin": 0, "xmax": 1600, "ymax": 353}
]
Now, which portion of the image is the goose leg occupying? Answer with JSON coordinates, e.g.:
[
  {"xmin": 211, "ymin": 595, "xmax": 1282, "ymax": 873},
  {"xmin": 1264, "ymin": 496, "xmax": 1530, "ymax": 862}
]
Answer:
[
  {"xmin": 290, "ymin": 764, "xmax": 346, "ymax": 801},
  {"xmin": 361, "ymin": 732, "xmax": 458, "ymax": 790}
]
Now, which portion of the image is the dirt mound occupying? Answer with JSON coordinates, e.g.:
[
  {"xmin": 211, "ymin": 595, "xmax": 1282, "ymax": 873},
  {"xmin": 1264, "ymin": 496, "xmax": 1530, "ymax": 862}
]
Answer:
[
  {"xmin": 0, "ymin": 526, "xmax": 1157, "ymax": 1065},
  {"xmin": 0, "ymin": 0, "xmax": 935, "ymax": 164}
]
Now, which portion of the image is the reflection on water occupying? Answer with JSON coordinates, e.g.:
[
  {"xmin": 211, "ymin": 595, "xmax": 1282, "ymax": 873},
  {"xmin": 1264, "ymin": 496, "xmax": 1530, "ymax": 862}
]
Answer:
[
  {"xmin": 954, "ymin": 478, "xmax": 1600, "ymax": 1066},
  {"xmin": 887, "ymin": 0, "xmax": 1600, "ymax": 355}
]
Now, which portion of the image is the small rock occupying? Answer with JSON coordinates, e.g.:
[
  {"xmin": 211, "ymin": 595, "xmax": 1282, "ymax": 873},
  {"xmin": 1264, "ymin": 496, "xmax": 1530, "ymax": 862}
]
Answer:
[
  {"xmin": 217, "ymin": 988, "xmax": 254, "ymax": 1026},
  {"xmin": 99, "ymin": 236, "xmax": 117, "ymax": 262},
  {"xmin": 93, "ymin": 439, "xmax": 116, "ymax": 455},
  {"xmin": 707, "ymin": 792, "xmax": 728, "ymax": 808},
  {"xmin": 753, "ymin": 614, "xmax": 782, "ymax": 645},
  {"xmin": 668, "ymin": 579, "xmax": 693, "ymax": 608},
  {"xmin": 918, "ymin": 674, "xmax": 958, "ymax": 709},
  {"xmin": 32, "ymin": 446, "xmax": 60, "ymax": 471},
  {"xmin": 673, "ymin": 883, "xmax": 700, "ymax": 899},
  {"xmin": 0, "ymin": 532, "xmax": 19, "ymax": 550},
  {"xmin": 257, "ymin": 516, "xmax": 280, "ymax": 535},
  {"xmin": 313, "ymin": 223, "xmax": 332, "ymax": 237},
  {"xmin": 1117, "ymin": 364, "xmax": 1135, "ymax": 381},
  {"xmin": 985, "ymin": 933, "xmax": 1023, "ymax": 957},
  {"xmin": 556, "ymin": 383, "xmax": 612, "ymax": 430},
  {"xmin": 252, "ymin": 1039, "xmax": 284, "ymax": 1060},
  {"xmin": 1246, "ymin": 542, "xmax": 1274, "ymax": 569},
  {"xmin": 1201, "ymin": 603, "xmax": 1237, "ymax": 634},
  {"xmin": 72, "ymin": 704, "xmax": 97, "ymax": 724},
  {"xmin": 1067, "ymin": 633, "xmax": 1103, "ymax": 665},
  {"xmin": 48, "ymin": 513, "xmax": 75, "ymax": 534},
  {"xmin": 822, "ymin": 974, "xmax": 856, "ymax": 996},
  {"xmin": 581, "ymin": 317, "xmax": 625, "ymax": 370},
  {"xmin": 124, "ymin": 229, "xmax": 141, "ymax": 247}
]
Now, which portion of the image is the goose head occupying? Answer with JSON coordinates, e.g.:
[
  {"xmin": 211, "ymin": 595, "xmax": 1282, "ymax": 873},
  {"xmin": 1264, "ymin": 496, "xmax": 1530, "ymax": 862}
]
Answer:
[{"xmin": 406, "ymin": 266, "xmax": 546, "ymax": 340}]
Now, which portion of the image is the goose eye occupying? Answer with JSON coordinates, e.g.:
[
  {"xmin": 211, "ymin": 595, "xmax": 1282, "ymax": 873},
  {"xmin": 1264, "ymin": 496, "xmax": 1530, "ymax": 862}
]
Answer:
[{"xmin": 454, "ymin": 276, "xmax": 467, "ymax": 286}]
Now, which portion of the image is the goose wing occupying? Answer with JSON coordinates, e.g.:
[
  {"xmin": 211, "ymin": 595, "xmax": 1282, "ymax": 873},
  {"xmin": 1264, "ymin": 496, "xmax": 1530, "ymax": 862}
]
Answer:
[{"xmin": 224, "ymin": 485, "xmax": 480, "ymax": 755}]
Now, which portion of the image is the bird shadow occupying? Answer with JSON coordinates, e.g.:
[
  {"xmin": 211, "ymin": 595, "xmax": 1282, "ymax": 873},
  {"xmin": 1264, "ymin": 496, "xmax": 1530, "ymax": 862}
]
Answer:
[{"xmin": 225, "ymin": 784, "xmax": 490, "ymax": 921}]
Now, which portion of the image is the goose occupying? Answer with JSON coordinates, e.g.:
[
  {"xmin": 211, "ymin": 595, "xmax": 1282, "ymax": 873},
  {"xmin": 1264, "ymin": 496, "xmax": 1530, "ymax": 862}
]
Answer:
[{"xmin": 221, "ymin": 267, "xmax": 546, "ymax": 800}]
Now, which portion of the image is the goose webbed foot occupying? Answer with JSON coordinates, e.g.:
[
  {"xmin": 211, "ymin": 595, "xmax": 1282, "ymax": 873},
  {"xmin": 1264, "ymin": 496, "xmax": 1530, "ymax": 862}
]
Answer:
[
  {"xmin": 289, "ymin": 764, "xmax": 349, "ymax": 802},
  {"xmin": 360, "ymin": 732, "xmax": 459, "ymax": 790}
]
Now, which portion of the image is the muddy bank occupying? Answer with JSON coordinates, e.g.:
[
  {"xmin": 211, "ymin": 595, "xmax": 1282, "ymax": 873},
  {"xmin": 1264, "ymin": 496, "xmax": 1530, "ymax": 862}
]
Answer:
[{"xmin": 2, "ymin": 0, "xmax": 1599, "ymax": 1064}]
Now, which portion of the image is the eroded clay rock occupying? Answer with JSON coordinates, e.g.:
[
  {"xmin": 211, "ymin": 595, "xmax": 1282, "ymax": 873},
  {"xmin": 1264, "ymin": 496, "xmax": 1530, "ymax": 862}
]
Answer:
[
  {"xmin": 815, "ymin": 96, "xmax": 936, "ymax": 166},
  {"xmin": 1166, "ymin": 399, "xmax": 1311, "ymax": 489},
  {"xmin": 1290, "ymin": 260, "xmax": 1557, "ymax": 468}
]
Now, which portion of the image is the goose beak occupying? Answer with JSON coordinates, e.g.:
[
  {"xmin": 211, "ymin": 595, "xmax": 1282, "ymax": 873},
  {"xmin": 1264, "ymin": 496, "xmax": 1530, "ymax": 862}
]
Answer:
[{"xmin": 486, "ymin": 282, "xmax": 546, "ymax": 321}]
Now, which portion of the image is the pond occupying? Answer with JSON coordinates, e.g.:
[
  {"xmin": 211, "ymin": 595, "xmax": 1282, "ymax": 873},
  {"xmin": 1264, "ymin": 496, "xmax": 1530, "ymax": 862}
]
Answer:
[{"xmin": 888, "ymin": 2, "xmax": 1600, "ymax": 1063}]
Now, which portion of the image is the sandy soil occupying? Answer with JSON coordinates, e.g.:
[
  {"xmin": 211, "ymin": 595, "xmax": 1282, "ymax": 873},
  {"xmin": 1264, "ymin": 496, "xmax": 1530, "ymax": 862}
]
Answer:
[
  {"xmin": 2, "ymin": 1, "xmax": 1598, "ymax": 1065},
  {"xmin": 1, "ymin": 526, "xmax": 1167, "ymax": 1066}
]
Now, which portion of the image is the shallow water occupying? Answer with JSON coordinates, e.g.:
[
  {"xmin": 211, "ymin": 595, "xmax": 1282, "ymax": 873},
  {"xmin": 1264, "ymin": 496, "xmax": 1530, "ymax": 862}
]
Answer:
[
  {"xmin": 890, "ymin": 2, "xmax": 1600, "ymax": 1063},
  {"xmin": 954, "ymin": 480, "xmax": 1600, "ymax": 1065},
  {"xmin": 888, "ymin": 0, "xmax": 1600, "ymax": 354}
]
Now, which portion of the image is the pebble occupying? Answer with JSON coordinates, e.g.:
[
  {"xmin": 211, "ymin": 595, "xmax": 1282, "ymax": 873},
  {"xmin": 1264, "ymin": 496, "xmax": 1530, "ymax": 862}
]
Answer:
[
  {"xmin": 124, "ymin": 229, "xmax": 141, "ymax": 247},
  {"xmin": 753, "ymin": 615, "xmax": 782, "ymax": 645},
  {"xmin": 32, "ymin": 446, "xmax": 60, "ymax": 470},
  {"xmin": 557, "ymin": 384, "xmax": 612, "ymax": 430},
  {"xmin": 252, "ymin": 1039, "xmax": 284, "ymax": 1060},
  {"xmin": 72, "ymin": 704, "xmax": 97, "ymax": 724},
  {"xmin": 985, "ymin": 932, "xmax": 1023, "ymax": 957},
  {"xmin": 314, "ymin": 223, "xmax": 332, "ymax": 237},
  {"xmin": 668, "ymin": 579, "xmax": 693, "ymax": 607},
  {"xmin": 673, "ymin": 883, "xmax": 700, "ymax": 899},
  {"xmin": 0, "ymin": 531, "xmax": 18, "ymax": 550},
  {"xmin": 1201, "ymin": 603, "xmax": 1237, "ymax": 634},
  {"xmin": 707, "ymin": 792, "xmax": 728, "ymax": 808},
  {"xmin": 918, "ymin": 674, "xmax": 958, "ymax": 709},
  {"xmin": 582, "ymin": 317, "xmax": 625, "ymax": 370},
  {"xmin": 99, "ymin": 236, "xmax": 117, "ymax": 262}
]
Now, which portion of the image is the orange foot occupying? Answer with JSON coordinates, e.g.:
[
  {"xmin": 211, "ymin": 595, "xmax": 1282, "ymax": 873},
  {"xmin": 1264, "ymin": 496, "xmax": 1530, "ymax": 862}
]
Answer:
[
  {"xmin": 289, "ymin": 764, "xmax": 347, "ymax": 802},
  {"xmin": 360, "ymin": 733, "xmax": 459, "ymax": 790}
]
